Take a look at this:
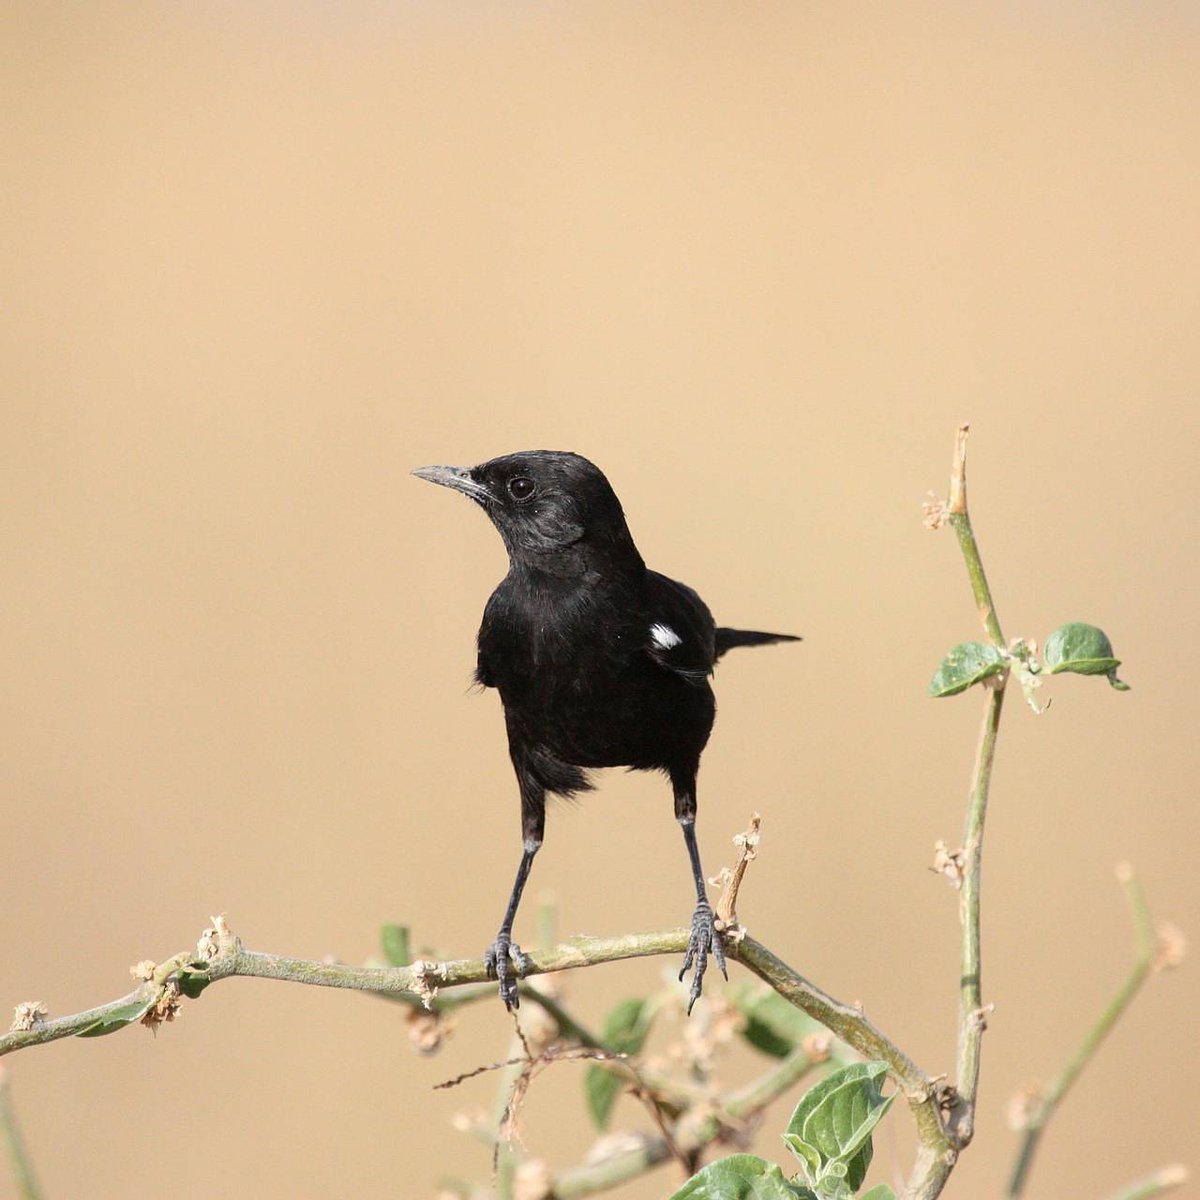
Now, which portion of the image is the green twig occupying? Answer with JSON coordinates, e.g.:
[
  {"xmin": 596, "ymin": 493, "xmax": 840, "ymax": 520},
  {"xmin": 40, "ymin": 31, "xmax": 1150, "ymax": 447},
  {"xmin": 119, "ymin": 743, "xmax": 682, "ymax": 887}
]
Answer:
[
  {"xmin": 1103, "ymin": 1163, "xmax": 1189, "ymax": 1200},
  {"xmin": 553, "ymin": 1133, "xmax": 674, "ymax": 1198},
  {"xmin": 949, "ymin": 679, "xmax": 1004, "ymax": 1148},
  {"xmin": 897, "ymin": 425, "xmax": 1012, "ymax": 1198},
  {"xmin": 0, "ymin": 927, "xmax": 689, "ymax": 1059},
  {"xmin": 947, "ymin": 424, "xmax": 1005, "ymax": 647},
  {"xmin": 947, "ymin": 426, "xmax": 1006, "ymax": 1144},
  {"xmin": 733, "ymin": 937, "xmax": 953, "ymax": 1180},
  {"xmin": 1007, "ymin": 866, "xmax": 1163, "ymax": 1197},
  {"xmin": 725, "ymin": 1042, "xmax": 825, "ymax": 1120},
  {"xmin": 0, "ymin": 1069, "xmax": 42, "ymax": 1200},
  {"xmin": 939, "ymin": 426, "xmax": 1009, "ymax": 1157}
]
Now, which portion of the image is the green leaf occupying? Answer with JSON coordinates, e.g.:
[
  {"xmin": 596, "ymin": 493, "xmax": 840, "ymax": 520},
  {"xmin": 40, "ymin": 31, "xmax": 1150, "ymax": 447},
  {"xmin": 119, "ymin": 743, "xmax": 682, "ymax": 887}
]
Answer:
[
  {"xmin": 584, "ymin": 997, "xmax": 658, "ymax": 1129},
  {"xmin": 584, "ymin": 1066, "xmax": 624, "ymax": 1131},
  {"xmin": 76, "ymin": 998, "xmax": 153, "ymax": 1038},
  {"xmin": 176, "ymin": 969, "xmax": 210, "ymax": 999},
  {"xmin": 860, "ymin": 1188, "xmax": 897, "ymax": 1200},
  {"xmin": 732, "ymin": 984, "xmax": 823, "ymax": 1058},
  {"xmin": 1043, "ymin": 623, "xmax": 1130, "ymax": 690},
  {"xmin": 380, "ymin": 924, "xmax": 411, "ymax": 967},
  {"xmin": 927, "ymin": 642, "xmax": 1006, "ymax": 697},
  {"xmin": 601, "ymin": 997, "xmax": 655, "ymax": 1049},
  {"xmin": 781, "ymin": 1134, "xmax": 822, "ymax": 1177},
  {"xmin": 783, "ymin": 1061, "xmax": 895, "ymax": 1193},
  {"xmin": 669, "ymin": 1155, "xmax": 814, "ymax": 1199}
]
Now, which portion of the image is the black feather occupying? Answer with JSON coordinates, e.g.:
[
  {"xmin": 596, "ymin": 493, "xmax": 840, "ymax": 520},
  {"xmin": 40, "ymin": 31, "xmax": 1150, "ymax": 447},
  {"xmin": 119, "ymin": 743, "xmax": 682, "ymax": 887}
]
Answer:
[{"xmin": 714, "ymin": 627, "xmax": 803, "ymax": 659}]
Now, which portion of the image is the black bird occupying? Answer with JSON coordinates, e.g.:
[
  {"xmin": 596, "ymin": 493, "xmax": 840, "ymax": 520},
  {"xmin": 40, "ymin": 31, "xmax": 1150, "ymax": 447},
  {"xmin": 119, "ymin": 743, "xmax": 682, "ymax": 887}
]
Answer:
[{"xmin": 413, "ymin": 451, "xmax": 798, "ymax": 1012}]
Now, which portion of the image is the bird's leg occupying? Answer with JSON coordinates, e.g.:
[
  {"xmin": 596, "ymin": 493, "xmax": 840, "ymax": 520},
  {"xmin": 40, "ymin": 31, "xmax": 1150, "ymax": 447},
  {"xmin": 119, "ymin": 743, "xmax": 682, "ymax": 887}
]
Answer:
[
  {"xmin": 483, "ymin": 779, "xmax": 544, "ymax": 1010},
  {"xmin": 672, "ymin": 769, "xmax": 727, "ymax": 1015}
]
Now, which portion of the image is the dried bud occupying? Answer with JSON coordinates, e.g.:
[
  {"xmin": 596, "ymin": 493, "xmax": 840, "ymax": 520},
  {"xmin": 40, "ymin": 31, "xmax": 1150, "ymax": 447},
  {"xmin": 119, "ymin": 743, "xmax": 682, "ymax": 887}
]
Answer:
[
  {"xmin": 407, "ymin": 959, "xmax": 439, "ymax": 1009},
  {"xmin": 731, "ymin": 822, "xmax": 761, "ymax": 857},
  {"xmin": 931, "ymin": 840, "xmax": 966, "ymax": 889},
  {"xmin": 130, "ymin": 960, "xmax": 157, "ymax": 982},
  {"xmin": 707, "ymin": 866, "xmax": 733, "ymax": 891},
  {"xmin": 450, "ymin": 1107, "xmax": 487, "ymax": 1135},
  {"xmin": 406, "ymin": 1007, "xmax": 454, "ymax": 1056},
  {"xmin": 1154, "ymin": 1165, "xmax": 1189, "ymax": 1188},
  {"xmin": 141, "ymin": 981, "xmax": 183, "ymax": 1031},
  {"xmin": 513, "ymin": 1159, "xmax": 553, "ymax": 1200},
  {"xmin": 969, "ymin": 1003, "xmax": 994, "ymax": 1032},
  {"xmin": 1153, "ymin": 922, "xmax": 1187, "ymax": 972},
  {"xmin": 720, "ymin": 921, "xmax": 749, "ymax": 945},
  {"xmin": 10, "ymin": 1002, "xmax": 48, "ymax": 1032},
  {"xmin": 197, "ymin": 914, "xmax": 235, "ymax": 961},
  {"xmin": 801, "ymin": 1032, "xmax": 834, "ymax": 1063},
  {"xmin": 922, "ymin": 493, "xmax": 949, "ymax": 530},
  {"xmin": 1006, "ymin": 1084, "xmax": 1044, "ymax": 1132}
]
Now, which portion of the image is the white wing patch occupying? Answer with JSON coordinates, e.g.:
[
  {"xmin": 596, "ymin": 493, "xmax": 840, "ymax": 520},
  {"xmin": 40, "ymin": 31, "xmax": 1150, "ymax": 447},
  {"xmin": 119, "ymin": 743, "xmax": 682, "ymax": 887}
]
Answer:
[{"xmin": 650, "ymin": 622, "xmax": 682, "ymax": 650}]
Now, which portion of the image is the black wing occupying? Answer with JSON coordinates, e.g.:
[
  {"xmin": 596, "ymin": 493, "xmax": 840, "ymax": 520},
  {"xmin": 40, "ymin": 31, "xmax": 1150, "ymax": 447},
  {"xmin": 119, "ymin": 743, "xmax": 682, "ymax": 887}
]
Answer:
[
  {"xmin": 475, "ymin": 585, "xmax": 511, "ymax": 689},
  {"xmin": 642, "ymin": 571, "xmax": 717, "ymax": 686}
]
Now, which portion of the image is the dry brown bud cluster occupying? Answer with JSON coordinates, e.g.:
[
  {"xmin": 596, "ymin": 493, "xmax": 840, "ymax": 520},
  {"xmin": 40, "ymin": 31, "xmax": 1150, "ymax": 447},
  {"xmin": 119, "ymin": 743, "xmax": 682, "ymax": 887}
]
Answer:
[
  {"xmin": 9, "ymin": 1001, "xmax": 48, "ymax": 1032},
  {"xmin": 141, "ymin": 981, "xmax": 183, "ymax": 1031},
  {"xmin": 931, "ymin": 839, "xmax": 967, "ymax": 889}
]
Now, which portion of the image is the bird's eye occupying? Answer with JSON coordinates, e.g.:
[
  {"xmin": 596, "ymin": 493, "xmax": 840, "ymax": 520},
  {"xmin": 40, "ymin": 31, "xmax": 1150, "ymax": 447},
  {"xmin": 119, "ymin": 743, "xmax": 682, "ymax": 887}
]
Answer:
[{"xmin": 507, "ymin": 476, "xmax": 536, "ymax": 501}]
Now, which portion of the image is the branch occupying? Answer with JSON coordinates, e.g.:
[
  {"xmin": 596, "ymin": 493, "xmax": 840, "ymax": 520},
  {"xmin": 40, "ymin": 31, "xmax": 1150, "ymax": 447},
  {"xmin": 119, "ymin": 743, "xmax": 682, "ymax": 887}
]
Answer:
[
  {"xmin": 929, "ymin": 425, "xmax": 1009, "ymax": 1162},
  {"xmin": 733, "ymin": 939, "xmax": 950, "ymax": 1163},
  {"xmin": 946, "ymin": 424, "xmax": 1006, "ymax": 1140},
  {"xmin": 898, "ymin": 424, "xmax": 1013, "ymax": 1199},
  {"xmin": 1007, "ymin": 866, "xmax": 1180, "ymax": 1197},
  {"xmin": 949, "ymin": 678, "xmax": 1004, "ymax": 1149},
  {"xmin": 1, "ymin": 926, "xmax": 686, "ymax": 1058},
  {"xmin": 553, "ymin": 1135, "xmax": 673, "ymax": 1199},
  {"xmin": 0, "ymin": 918, "xmax": 953, "ymax": 1184},
  {"xmin": 0, "ymin": 926, "xmax": 937, "ymax": 1105}
]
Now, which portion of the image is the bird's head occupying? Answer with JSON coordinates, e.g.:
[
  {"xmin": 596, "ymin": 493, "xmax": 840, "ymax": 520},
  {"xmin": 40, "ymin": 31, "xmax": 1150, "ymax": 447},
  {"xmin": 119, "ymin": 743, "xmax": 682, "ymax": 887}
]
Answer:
[{"xmin": 413, "ymin": 450, "xmax": 641, "ymax": 575}]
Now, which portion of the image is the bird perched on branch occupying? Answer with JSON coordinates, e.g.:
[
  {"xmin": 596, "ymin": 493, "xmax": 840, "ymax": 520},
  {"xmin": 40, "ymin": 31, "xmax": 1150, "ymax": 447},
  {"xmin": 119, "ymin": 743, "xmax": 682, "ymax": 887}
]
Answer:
[{"xmin": 413, "ymin": 451, "xmax": 799, "ymax": 1012}]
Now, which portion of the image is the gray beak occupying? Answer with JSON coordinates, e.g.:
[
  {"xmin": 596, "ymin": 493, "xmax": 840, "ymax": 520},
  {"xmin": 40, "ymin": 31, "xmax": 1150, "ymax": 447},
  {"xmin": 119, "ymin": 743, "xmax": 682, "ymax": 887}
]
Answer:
[{"xmin": 411, "ymin": 464, "xmax": 492, "ymax": 503}]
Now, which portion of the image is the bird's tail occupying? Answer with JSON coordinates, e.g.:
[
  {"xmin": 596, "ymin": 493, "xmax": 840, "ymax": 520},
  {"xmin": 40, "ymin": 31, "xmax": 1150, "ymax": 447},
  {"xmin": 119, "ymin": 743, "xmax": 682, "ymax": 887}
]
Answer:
[{"xmin": 714, "ymin": 627, "xmax": 802, "ymax": 660}]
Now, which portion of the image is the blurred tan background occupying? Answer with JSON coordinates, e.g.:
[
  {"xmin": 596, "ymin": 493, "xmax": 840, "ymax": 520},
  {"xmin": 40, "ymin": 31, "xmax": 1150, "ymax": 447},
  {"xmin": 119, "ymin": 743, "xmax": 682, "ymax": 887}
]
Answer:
[{"xmin": 2, "ymin": 3, "xmax": 1197, "ymax": 1197}]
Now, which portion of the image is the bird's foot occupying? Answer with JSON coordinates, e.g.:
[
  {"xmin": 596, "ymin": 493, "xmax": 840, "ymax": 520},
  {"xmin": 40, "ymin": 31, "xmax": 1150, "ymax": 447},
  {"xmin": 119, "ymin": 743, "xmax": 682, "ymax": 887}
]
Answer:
[
  {"xmin": 483, "ymin": 933, "xmax": 531, "ymax": 1011},
  {"xmin": 679, "ymin": 900, "xmax": 727, "ymax": 1015}
]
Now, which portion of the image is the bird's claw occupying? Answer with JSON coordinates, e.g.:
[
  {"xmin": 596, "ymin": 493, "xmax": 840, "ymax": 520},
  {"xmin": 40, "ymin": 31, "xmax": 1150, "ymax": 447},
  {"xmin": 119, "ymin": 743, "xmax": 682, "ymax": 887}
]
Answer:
[
  {"xmin": 483, "ymin": 934, "xmax": 530, "ymax": 1011},
  {"xmin": 679, "ymin": 900, "xmax": 727, "ymax": 1015}
]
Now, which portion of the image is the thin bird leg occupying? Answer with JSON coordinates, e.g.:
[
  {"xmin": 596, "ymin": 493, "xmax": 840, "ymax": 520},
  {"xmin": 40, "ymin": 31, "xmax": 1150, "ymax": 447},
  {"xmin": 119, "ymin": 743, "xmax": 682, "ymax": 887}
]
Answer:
[
  {"xmin": 671, "ymin": 769, "xmax": 728, "ymax": 1014},
  {"xmin": 484, "ymin": 843, "xmax": 538, "ymax": 1010},
  {"xmin": 681, "ymin": 818, "xmax": 710, "ymax": 906},
  {"xmin": 483, "ymin": 777, "xmax": 544, "ymax": 1010}
]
